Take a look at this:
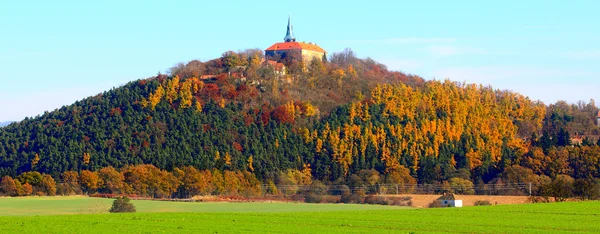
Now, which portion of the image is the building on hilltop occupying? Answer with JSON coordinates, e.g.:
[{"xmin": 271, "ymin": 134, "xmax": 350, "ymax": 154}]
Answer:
[{"xmin": 265, "ymin": 16, "xmax": 327, "ymax": 63}]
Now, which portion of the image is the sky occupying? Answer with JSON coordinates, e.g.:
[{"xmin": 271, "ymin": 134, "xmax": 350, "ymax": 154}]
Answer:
[{"xmin": 1, "ymin": 0, "xmax": 599, "ymax": 122}]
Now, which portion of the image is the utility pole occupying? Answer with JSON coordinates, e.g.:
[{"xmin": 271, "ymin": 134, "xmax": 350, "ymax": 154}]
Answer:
[{"xmin": 529, "ymin": 182, "xmax": 532, "ymax": 196}]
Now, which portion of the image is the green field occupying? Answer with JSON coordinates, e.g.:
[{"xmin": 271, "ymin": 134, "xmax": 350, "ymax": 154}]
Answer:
[
  {"xmin": 0, "ymin": 196, "xmax": 401, "ymax": 216},
  {"xmin": 1, "ymin": 197, "xmax": 599, "ymax": 233}
]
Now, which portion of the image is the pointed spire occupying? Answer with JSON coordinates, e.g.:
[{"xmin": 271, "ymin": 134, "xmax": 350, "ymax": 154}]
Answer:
[{"xmin": 284, "ymin": 15, "xmax": 296, "ymax": 42}]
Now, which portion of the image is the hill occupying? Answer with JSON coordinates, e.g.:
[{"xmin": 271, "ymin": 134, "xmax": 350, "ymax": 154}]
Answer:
[{"xmin": 0, "ymin": 49, "xmax": 599, "ymax": 199}]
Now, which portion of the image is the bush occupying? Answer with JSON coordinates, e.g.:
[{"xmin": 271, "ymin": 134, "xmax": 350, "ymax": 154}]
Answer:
[
  {"xmin": 428, "ymin": 200, "xmax": 444, "ymax": 208},
  {"xmin": 528, "ymin": 196, "xmax": 551, "ymax": 203},
  {"xmin": 304, "ymin": 193, "xmax": 323, "ymax": 203},
  {"xmin": 319, "ymin": 195, "xmax": 341, "ymax": 203},
  {"xmin": 109, "ymin": 196, "xmax": 136, "ymax": 213},
  {"xmin": 474, "ymin": 200, "xmax": 492, "ymax": 206},
  {"xmin": 340, "ymin": 193, "xmax": 365, "ymax": 204},
  {"xmin": 387, "ymin": 196, "xmax": 413, "ymax": 206},
  {"xmin": 363, "ymin": 195, "xmax": 388, "ymax": 205}
]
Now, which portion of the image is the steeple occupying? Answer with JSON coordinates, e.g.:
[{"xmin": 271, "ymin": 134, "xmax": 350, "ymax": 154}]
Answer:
[{"xmin": 284, "ymin": 15, "xmax": 296, "ymax": 42}]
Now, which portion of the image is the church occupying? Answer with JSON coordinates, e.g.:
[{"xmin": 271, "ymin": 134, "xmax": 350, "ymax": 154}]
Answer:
[{"xmin": 265, "ymin": 17, "xmax": 327, "ymax": 63}]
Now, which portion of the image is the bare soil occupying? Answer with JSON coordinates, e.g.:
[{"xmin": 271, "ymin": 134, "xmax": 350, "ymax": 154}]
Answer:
[{"xmin": 382, "ymin": 194, "xmax": 530, "ymax": 207}]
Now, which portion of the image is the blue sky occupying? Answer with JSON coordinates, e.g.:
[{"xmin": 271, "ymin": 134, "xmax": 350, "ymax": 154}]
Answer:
[{"xmin": 1, "ymin": 0, "xmax": 599, "ymax": 122}]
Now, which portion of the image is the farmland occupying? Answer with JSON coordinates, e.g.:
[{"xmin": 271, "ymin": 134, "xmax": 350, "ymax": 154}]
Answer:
[{"xmin": 1, "ymin": 197, "xmax": 600, "ymax": 233}]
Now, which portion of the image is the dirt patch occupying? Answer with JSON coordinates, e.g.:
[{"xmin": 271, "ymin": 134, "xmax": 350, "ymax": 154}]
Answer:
[{"xmin": 382, "ymin": 194, "xmax": 530, "ymax": 207}]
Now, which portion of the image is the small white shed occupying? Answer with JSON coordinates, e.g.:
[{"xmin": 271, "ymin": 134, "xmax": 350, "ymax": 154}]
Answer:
[{"xmin": 438, "ymin": 193, "xmax": 463, "ymax": 207}]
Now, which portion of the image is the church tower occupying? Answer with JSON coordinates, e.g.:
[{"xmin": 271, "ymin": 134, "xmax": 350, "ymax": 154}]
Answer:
[
  {"xmin": 284, "ymin": 16, "xmax": 296, "ymax": 42},
  {"xmin": 265, "ymin": 16, "xmax": 326, "ymax": 62}
]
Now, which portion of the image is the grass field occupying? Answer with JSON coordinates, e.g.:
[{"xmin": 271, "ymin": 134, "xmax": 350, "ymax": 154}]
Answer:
[
  {"xmin": 1, "ymin": 197, "xmax": 599, "ymax": 233},
  {"xmin": 0, "ymin": 196, "xmax": 402, "ymax": 216}
]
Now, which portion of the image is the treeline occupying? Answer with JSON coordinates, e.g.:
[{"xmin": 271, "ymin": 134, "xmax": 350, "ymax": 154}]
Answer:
[{"xmin": 0, "ymin": 165, "xmax": 263, "ymax": 198}]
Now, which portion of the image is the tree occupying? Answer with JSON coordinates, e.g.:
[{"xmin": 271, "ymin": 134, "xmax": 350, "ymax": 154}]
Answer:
[
  {"xmin": 14, "ymin": 180, "xmax": 24, "ymax": 196},
  {"xmin": 121, "ymin": 164, "xmax": 179, "ymax": 198},
  {"xmin": 80, "ymin": 170, "xmax": 102, "ymax": 194},
  {"xmin": 165, "ymin": 76, "xmax": 180, "ymax": 104},
  {"xmin": 546, "ymin": 175, "xmax": 575, "ymax": 202},
  {"xmin": 61, "ymin": 171, "xmax": 80, "ymax": 195},
  {"xmin": 1, "ymin": 176, "xmax": 18, "ymax": 196},
  {"xmin": 16, "ymin": 171, "xmax": 42, "ymax": 187},
  {"xmin": 357, "ymin": 169, "xmax": 380, "ymax": 186},
  {"xmin": 98, "ymin": 166, "xmax": 125, "ymax": 194},
  {"xmin": 179, "ymin": 79, "xmax": 194, "ymax": 108},
  {"xmin": 40, "ymin": 174, "xmax": 57, "ymax": 196},
  {"xmin": 180, "ymin": 166, "xmax": 213, "ymax": 197},
  {"xmin": 573, "ymin": 178, "xmax": 600, "ymax": 201},
  {"xmin": 22, "ymin": 183, "xmax": 33, "ymax": 196},
  {"xmin": 109, "ymin": 196, "xmax": 136, "ymax": 213},
  {"xmin": 385, "ymin": 166, "xmax": 417, "ymax": 193},
  {"xmin": 448, "ymin": 177, "xmax": 475, "ymax": 195},
  {"xmin": 556, "ymin": 128, "xmax": 571, "ymax": 147},
  {"xmin": 148, "ymin": 85, "xmax": 165, "ymax": 109}
]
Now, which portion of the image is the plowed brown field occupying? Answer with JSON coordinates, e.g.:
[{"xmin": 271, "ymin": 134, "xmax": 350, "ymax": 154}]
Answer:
[{"xmin": 382, "ymin": 194, "xmax": 530, "ymax": 207}]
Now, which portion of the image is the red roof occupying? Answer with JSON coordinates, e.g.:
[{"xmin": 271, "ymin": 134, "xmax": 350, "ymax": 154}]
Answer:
[
  {"xmin": 264, "ymin": 60, "xmax": 285, "ymax": 72},
  {"xmin": 597, "ymin": 110, "xmax": 600, "ymax": 118},
  {"xmin": 200, "ymin": 75, "xmax": 217, "ymax": 80},
  {"xmin": 265, "ymin": 42, "xmax": 326, "ymax": 53}
]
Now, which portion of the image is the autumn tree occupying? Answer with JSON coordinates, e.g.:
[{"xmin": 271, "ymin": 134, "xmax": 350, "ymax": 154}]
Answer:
[
  {"xmin": 180, "ymin": 166, "xmax": 214, "ymax": 197},
  {"xmin": 179, "ymin": 79, "xmax": 194, "ymax": 108},
  {"xmin": 1, "ymin": 176, "xmax": 18, "ymax": 196},
  {"xmin": 61, "ymin": 171, "xmax": 81, "ymax": 195},
  {"xmin": 22, "ymin": 183, "xmax": 33, "ymax": 196},
  {"xmin": 40, "ymin": 174, "xmax": 57, "ymax": 196},
  {"xmin": 80, "ymin": 170, "xmax": 102, "ymax": 194},
  {"xmin": 165, "ymin": 76, "xmax": 180, "ymax": 104},
  {"xmin": 385, "ymin": 166, "xmax": 417, "ymax": 193},
  {"xmin": 98, "ymin": 166, "xmax": 125, "ymax": 194}
]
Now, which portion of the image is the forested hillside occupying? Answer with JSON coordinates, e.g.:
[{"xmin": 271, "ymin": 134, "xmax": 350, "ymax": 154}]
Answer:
[{"xmin": 1, "ymin": 49, "xmax": 599, "ymax": 197}]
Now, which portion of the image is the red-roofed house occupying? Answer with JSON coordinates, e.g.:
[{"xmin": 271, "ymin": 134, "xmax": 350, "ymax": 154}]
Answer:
[
  {"xmin": 263, "ymin": 60, "xmax": 286, "ymax": 75},
  {"xmin": 597, "ymin": 110, "xmax": 600, "ymax": 127},
  {"xmin": 265, "ymin": 16, "xmax": 327, "ymax": 63}
]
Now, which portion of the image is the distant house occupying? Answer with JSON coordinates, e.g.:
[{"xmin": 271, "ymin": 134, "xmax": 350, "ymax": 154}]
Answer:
[
  {"xmin": 263, "ymin": 59, "xmax": 286, "ymax": 76},
  {"xmin": 229, "ymin": 72, "xmax": 246, "ymax": 82},
  {"xmin": 570, "ymin": 136, "xmax": 583, "ymax": 146},
  {"xmin": 597, "ymin": 110, "xmax": 600, "ymax": 127},
  {"xmin": 437, "ymin": 193, "xmax": 463, "ymax": 207}
]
